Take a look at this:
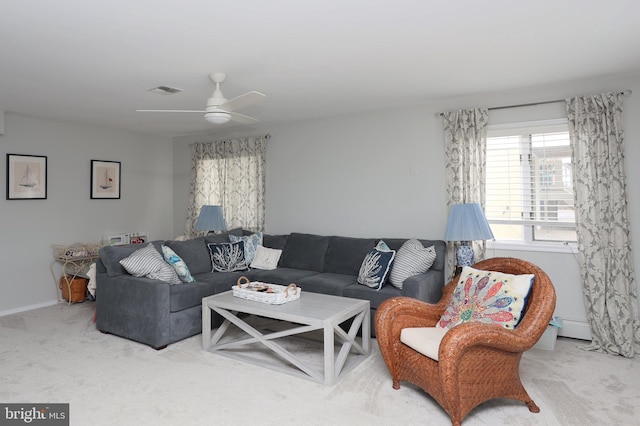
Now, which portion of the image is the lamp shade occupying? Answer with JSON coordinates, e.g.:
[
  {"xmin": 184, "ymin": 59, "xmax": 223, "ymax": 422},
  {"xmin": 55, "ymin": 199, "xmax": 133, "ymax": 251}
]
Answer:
[
  {"xmin": 444, "ymin": 203, "xmax": 494, "ymax": 242},
  {"xmin": 195, "ymin": 205, "xmax": 227, "ymax": 232}
]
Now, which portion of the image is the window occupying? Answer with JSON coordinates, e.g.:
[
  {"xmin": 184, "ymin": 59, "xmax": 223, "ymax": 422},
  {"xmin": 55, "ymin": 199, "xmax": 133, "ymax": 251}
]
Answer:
[{"xmin": 485, "ymin": 119, "xmax": 576, "ymax": 245}]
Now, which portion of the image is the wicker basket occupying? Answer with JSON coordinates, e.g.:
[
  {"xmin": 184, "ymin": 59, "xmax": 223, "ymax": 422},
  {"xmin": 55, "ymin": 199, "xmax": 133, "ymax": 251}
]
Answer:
[
  {"xmin": 232, "ymin": 276, "xmax": 301, "ymax": 304},
  {"xmin": 60, "ymin": 276, "xmax": 88, "ymax": 303}
]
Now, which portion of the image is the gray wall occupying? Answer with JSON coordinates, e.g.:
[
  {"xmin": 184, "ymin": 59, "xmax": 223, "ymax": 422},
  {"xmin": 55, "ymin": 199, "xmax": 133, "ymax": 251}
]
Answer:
[
  {"xmin": 0, "ymin": 113, "xmax": 174, "ymax": 314},
  {"xmin": 173, "ymin": 72, "xmax": 640, "ymax": 340}
]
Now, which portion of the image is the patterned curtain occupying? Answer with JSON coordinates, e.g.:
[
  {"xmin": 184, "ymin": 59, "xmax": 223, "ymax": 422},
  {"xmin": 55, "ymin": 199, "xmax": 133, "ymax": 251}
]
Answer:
[
  {"xmin": 443, "ymin": 108, "xmax": 490, "ymax": 279},
  {"xmin": 566, "ymin": 92, "xmax": 640, "ymax": 358},
  {"xmin": 185, "ymin": 136, "xmax": 267, "ymax": 239}
]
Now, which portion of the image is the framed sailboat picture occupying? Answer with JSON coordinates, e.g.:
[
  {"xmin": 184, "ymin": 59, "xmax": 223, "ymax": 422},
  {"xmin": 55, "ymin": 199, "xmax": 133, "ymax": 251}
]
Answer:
[
  {"xmin": 91, "ymin": 160, "xmax": 121, "ymax": 199},
  {"xmin": 6, "ymin": 154, "xmax": 47, "ymax": 200}
]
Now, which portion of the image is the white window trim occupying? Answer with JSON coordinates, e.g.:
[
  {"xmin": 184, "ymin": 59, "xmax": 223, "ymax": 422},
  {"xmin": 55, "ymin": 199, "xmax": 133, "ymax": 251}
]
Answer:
[
  {"xmin": 487, "ymin": 239, "xmax": 578, "ymax": 254},
  {"xmin": 486, "ymin": 118, "xmax": 576, "ymax": 252}
]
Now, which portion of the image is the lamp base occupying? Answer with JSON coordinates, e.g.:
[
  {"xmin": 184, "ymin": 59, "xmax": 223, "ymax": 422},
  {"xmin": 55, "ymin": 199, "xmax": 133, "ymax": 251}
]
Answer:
[{"xmin": 456, "ymin": 243, "xmax": 474, "ymax": 267}]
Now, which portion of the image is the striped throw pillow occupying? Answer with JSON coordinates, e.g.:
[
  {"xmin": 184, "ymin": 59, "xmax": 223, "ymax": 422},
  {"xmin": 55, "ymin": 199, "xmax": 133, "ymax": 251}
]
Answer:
[
  {"xmin": 389, "ymin": 239, "xmax": 436, "ymax": 289},
  {"xmin": 119, "ymin": 243, "xmax": 182, "ymax": 284}
]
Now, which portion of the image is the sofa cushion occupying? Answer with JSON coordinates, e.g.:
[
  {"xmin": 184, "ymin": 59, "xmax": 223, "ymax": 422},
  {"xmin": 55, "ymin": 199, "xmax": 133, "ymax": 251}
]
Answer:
[
  {"xmin": 279, "ymin": 233, "xmax": 330, "ymax": 272},
  {"xmin": 207, "ymin": 241, "xmax": 249, "ymax": 272},
  {"xmin": 343, "ymin": 283, "xmax": 402, "ymax": 309},
  {"xmin": 162, "ymin": 230, "xmax": 244, "ymax": 276},
  {"xmin": 164, "ymin": 237, "xmax": 211, "ymax": 276},
  {"xmin": 100, "ymin": 240, "xmax": 165, "ymax": 277},
  {"xmin": 262, "ymin": 234, "xmax": 289, "ymax": 250},
  {"xmin": 171, "ymin": 272, "xmax": 245, "ymax": 312},
  {"xmin": 204, "ymin": 227, "xmax": 244, "ymax": 244},
  {"xmin": 119, "ymin": 243, "xmax": 182, "ymax": 284},
  {"xmin": 324, "ymin": 236, "xmax": 377, "ymax": 275},
  {"xmin": 245, "ymin": 268, "xmax": 320, "ymax": 286},
  {"xmin": 295, "ymin": 272, "xmax": 357, "ymax": 296}
]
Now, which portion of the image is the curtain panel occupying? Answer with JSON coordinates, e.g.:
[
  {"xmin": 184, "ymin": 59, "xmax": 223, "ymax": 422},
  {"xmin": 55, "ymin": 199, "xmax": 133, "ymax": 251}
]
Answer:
[
  {"xmin": 185, "ymin": 136, "xmax": 267, "ymax": 239},
  {"xmin": 443, "ymin": 108, "xmax": 490, "ymax": 279},
  {"xmin": 566, "ymin": 92, "xmax": 640, "ymax": 357}
]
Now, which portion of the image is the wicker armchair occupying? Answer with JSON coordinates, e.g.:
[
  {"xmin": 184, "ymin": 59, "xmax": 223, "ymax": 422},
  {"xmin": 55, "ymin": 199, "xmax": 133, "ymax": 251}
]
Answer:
[{"xmin": 375, "ymin": 257, "xmax": 556, "ymax": 426}]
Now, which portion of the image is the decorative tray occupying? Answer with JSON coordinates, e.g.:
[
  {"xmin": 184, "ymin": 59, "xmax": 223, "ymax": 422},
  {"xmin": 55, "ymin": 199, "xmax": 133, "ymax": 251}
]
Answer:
[
  {"xmin": 52, "ymin": 243, "xmax": 101, "ymax": 261},
  {"xmin": 232, "ymin": 276, "xmax": 301, "ymax": 305}
]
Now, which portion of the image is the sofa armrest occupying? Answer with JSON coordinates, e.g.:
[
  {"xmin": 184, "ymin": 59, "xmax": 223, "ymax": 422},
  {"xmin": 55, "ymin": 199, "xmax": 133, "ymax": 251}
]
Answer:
[
  {"xmin": 96, "ymin": 273, "xmax": 172, "ymax": 349},
  {"xmin": 401, "ymin": 269, "xmax": 444, "ymax": 304}
]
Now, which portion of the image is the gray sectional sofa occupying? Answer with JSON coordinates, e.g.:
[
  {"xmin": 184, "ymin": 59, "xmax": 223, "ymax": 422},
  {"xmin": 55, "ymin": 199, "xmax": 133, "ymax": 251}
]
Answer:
[{"xmin": 95, "ymin": 230, "xmax": 446, "ymax": 349}]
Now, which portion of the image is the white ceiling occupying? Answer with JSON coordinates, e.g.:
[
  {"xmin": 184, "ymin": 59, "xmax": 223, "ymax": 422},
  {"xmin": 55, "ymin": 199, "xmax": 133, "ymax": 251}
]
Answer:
[{"xmin": 2, "ymin": 0, "xmax": 640, "ymax": 137}]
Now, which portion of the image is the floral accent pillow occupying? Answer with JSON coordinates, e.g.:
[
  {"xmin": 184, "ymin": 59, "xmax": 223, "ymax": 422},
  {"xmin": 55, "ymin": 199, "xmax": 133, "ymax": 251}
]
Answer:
[
  {"xmin": 357, "ymin": 240, "xmax": 396, "ymax": 290},
  {"xmin": 161, "ymin": 245, "xmax": 195, "ymax": 283},
  {"xmin": 229, "ymin": 232, "xmax": 263, "ymax": 265},
  {"xmin": 207, "ymin": 241, "xmax": 249, "ymax": 272},
  {"xmin": 436, "ymin": 265, "xmax": 534, "ymax": 330}
]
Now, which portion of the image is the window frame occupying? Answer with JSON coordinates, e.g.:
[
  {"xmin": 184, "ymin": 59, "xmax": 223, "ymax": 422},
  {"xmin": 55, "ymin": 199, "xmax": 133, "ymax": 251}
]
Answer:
[{"xmin": 485, "ymin": 119, "xmax": 577, "ymax": 253}]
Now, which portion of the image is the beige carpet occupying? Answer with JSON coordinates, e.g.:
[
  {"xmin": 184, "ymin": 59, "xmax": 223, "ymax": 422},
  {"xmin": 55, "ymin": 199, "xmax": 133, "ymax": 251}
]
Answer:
[{"xmin": 1, "ymin": 302, "xmax": 639, "ymax": 426}]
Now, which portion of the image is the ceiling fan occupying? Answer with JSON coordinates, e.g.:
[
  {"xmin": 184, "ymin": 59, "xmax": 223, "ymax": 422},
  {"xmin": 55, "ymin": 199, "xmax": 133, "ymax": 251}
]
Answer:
[{"xmin": 137, "ymin": 73, "xmax": 265, "ymax": 124}]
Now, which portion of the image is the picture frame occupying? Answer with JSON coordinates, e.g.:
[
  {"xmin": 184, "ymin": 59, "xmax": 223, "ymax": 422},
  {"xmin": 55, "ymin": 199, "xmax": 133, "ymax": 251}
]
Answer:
[
  {"xmin": 6, "ymin": 154, "xmax": 47, "ymax": 200},
  {"xmin": 90, "ymin": 160, "xmax": 121, "ymax": 199}
]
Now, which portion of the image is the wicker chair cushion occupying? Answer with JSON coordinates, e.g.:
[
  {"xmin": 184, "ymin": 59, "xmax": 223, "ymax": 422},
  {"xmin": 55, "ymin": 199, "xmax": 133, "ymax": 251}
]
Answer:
[
  {"xmin": 400, "ymin": 327, "xmax": 448, "ymax": 361},
  {"xmin": 436, "ymin": 265, "xmax": 534, "ymax": 330}
]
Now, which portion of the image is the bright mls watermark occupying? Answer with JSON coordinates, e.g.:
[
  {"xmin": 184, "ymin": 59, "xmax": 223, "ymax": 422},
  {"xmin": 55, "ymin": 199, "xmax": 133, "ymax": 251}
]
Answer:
[{"xmin": 1, "ymin": 404, "xmax": 68, "ymax": 425}]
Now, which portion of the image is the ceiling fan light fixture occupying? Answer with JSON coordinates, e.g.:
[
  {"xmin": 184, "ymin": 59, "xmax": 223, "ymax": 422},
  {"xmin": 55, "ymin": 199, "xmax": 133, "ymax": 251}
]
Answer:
[{"xmin": 205, "ymin": 111, "xmax": 231, "ymax": 124}]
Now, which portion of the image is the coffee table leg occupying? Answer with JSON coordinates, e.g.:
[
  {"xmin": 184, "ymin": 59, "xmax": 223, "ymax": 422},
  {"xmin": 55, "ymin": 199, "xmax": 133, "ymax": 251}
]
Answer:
[
  {"xmin": 324, "ymin": 323, "xmax": 335, "ymax": 385},
  {"xmin": 363, "ymin": 308, "xmax": 371, "ymax": 354},
  {"xmin": 202, "ymin": 299, "xmax": 211, "ymax": 350}
]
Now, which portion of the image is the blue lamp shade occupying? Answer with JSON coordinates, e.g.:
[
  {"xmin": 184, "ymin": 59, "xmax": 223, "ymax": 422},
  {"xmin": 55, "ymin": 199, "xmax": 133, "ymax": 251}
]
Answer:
[
  {"xmin": 195, "ymin": 205, "xmax": 227, "ymax": 233},
  {"xmin": 444, "ymin": 203, "xmax": 494, "ymax": 266}
]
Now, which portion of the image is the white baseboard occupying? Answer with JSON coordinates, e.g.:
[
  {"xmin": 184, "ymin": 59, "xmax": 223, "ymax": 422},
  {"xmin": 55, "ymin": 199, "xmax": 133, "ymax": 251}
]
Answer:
[
  {"xmin": 0, "ymin": 299, "xmax": 59, "ymax": 317},
  {"xmin": 558, "ymin": 318, "xmax": 592, "ymax": 341}
]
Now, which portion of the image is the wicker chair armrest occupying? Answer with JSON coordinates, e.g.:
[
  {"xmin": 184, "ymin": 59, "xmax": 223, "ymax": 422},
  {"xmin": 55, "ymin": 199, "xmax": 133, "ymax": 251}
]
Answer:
[
  {"xmin": 376, "ymin": 296, "xmax": 443, "ymax": 330},
  {"xmin": 438, "ymin": 322, "xmax": 533, "ymax": 362}
]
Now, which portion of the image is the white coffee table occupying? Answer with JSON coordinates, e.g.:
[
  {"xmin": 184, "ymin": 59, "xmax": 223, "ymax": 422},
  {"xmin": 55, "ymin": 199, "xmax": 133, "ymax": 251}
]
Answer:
[{"xmin": 202, "ymin": 290, "xmax": 370, "ymax": 385}]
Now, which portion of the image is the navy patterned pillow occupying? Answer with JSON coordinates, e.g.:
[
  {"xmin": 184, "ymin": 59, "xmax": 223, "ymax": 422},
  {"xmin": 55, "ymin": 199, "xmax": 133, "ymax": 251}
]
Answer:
[
  {"xmin": 357, "ymin": 241, "xmax": 396, "ymax": 290},
  {"xmin": 207, "ymin": 241, "xmax": 249, "ymax": 272}
]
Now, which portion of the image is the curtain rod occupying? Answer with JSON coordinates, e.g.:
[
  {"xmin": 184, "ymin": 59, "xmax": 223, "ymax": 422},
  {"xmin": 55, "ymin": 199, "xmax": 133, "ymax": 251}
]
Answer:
[{"xmin": 436, "ymin": 89, "xmax": 632, "ymax": 117}]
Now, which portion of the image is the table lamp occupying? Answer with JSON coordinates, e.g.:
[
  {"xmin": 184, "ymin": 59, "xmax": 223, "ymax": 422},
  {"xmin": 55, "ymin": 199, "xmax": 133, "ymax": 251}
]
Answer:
[
  {"xmin": 195, "ymin": 205, "xmax": 227, "ymax": 234},
  {"xmin": 444, "ymin": 203, "xmax": 494, "ymax": 267}
]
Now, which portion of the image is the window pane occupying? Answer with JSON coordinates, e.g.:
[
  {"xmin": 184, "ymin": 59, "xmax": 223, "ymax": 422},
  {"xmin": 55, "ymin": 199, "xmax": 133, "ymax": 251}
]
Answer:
[
  {"xmin": 490, "ymin": 223, "xmax": 523, "ymax": 241},
  {"xmin": 531, "ymin": 132, "xmax": 575, "ymax": 224},
  {"xmin": 486, "ymin": 135, "xmax": 525, "ymax": 222},
  {"xmin": 532, "ymin": 225, "xmax": 577, "ymax": 242},
  {"xmin": 486, "ymin": 121, "xmax": 576, "ymax": 244}
]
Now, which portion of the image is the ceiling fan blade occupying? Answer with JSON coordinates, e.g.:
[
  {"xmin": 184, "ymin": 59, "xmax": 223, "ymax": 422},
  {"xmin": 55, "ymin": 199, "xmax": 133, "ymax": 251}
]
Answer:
[
  {"xmin": 229, "ymin": 111, "xmax": 259, "ymax": 124},
  {"xmin": 136, "ymin": 109, "xmax": 206, "ymax": 113},
  {"xmin": 218, "ymin": 91, "xmax": 265, "ymax": 112}
]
